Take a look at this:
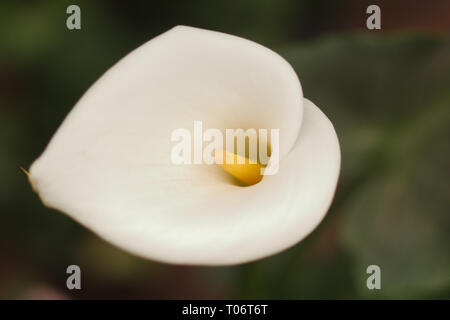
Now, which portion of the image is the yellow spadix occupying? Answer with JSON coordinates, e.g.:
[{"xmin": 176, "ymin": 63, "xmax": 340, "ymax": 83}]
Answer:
[{"xmin": 215, "ymin": 150, "xmax": 265, "ymax": 186}]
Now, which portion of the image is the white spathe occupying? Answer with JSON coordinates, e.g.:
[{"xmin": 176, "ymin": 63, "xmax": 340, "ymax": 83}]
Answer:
[{"xmin": 29, "ymin": 26, "xmax": 341, "ymax": 265}]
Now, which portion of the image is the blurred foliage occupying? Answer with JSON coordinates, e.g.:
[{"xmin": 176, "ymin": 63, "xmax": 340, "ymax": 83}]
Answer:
[
  {"xmin": 282, "ymin": 34, "xmax": 450, "ymax": 299},
  {"xmin": 0, "ymin": 1, "xmax": 449, "ymax": 299}
]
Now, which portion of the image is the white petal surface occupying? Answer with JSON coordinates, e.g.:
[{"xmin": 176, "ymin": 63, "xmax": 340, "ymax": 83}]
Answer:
[{"xmin": 29, "ymin": 26, "xmax": 340, "ymax": 265}]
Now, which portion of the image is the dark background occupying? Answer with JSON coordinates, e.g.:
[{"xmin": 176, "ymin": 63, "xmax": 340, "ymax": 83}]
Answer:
[{"xmin": 0, "ymin": 0, "xmax": 449, "ymax": 299}]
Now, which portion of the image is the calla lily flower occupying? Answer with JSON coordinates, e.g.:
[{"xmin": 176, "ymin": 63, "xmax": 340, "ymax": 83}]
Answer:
[{"xmin": 28, "ymin": 26, "xmax": 340, "ymax": 265}]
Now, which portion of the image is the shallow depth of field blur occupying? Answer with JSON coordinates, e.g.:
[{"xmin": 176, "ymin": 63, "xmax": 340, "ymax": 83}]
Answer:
[{"xmin": 1, "ymin": 0, "xmax": 449, "ymax": 299}]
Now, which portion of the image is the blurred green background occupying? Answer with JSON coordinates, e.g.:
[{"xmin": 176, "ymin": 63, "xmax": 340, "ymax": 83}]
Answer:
[{"xmin": 1, "ymin": 0, "xmax": 449, "ymax": 299}]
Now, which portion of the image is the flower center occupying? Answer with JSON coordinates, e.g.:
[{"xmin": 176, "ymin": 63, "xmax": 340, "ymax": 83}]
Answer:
[{"xmin": 215, "ymin": 150, "xmax": 265, "ymax": 186}]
